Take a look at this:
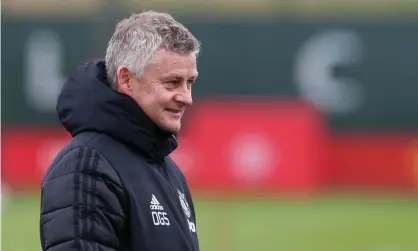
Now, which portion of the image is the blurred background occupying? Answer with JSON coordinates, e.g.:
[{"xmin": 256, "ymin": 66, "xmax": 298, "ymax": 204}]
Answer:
[{"xmin": 2, "ymin": 0, "xmax": 418, "ymax": 250}]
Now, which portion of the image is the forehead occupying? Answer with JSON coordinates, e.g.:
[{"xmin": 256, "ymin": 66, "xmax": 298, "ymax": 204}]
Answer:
[{"xmin": 144, "ymin": 49, "xmax": 198, "ymax": 78}]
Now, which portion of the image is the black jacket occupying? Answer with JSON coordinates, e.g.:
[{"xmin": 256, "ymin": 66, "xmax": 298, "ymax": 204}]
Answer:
[{"xmin": 40, "ymin": 60, "xmax": 199, "ymax": 251}]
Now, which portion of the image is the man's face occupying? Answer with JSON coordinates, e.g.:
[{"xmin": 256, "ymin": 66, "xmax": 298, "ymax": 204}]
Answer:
[{"xmin": 116, "ymin": 48, "xmax": 198, "ymax": 133}]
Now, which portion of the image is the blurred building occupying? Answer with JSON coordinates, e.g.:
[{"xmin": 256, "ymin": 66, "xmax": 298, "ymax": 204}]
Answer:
[{"xmin": 2, "ymin": 0, "xmax": 418, "ymax": 195}]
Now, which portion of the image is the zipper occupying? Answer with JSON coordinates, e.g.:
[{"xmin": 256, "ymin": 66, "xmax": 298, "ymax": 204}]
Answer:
[
  {"xmin": 154, "ymin": 159, "xmax": 184, "ymax": 218},
  {"xmin": 159, "ymin": 160, "xmax": 195, "ymax": 240},
  {"xmin": 160, "ymin": 160, "xmax": 183, "ymax": 212}
]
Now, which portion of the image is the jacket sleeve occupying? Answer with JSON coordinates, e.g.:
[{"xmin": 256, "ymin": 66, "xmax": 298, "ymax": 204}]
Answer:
[{"xmin": 40, "ymin": 147, "xmax": 127, "ymax": 251}]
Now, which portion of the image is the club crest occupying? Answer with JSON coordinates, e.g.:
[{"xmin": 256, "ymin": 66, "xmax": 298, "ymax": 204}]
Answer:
[{"xmin": 177, "ymin": 189, "xmax": 191, "ymax": 218}]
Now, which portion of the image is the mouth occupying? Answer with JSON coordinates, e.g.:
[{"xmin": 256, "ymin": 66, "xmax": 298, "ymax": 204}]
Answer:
[{"xmin": 165, "ymin": 108, "xmax": 183, "ymax": 116}]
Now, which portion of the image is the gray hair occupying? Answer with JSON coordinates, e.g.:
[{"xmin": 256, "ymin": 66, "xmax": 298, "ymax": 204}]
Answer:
[{"xmin": 105, "ymin": 11, "xmax": 201, "ymax": 89}]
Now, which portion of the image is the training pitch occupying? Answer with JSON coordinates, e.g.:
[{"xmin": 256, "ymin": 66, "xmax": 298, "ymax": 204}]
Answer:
[{"xmin": 2, "ymin": 192, "xmax": 418, "ymax": 251}]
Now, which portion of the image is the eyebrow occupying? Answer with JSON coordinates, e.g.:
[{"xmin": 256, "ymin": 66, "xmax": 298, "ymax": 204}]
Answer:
[{"xmin": 162, "ymin": 73, "xmax": 198, "ymax": 81}]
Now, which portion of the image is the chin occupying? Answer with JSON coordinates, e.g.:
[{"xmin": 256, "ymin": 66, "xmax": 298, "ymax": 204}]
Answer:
[{"xmin": 160, "ymin": 122, "xmax": 181, "ymax": 134}]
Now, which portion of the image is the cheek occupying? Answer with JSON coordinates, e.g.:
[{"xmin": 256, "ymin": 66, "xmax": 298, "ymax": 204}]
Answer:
[
  {"xmin": 131, "ymin": 91, "xmax": 145, "ymax": 107},
  {"xmin": 131, "ymin": 85, "xmax": 157, "ymax": 106},
  {"xmin": 129, "ymin": 84, "xmax": 144, "ymax": 102},
  {"xmin": 154, "ymin": 89, "xmax": 175, "ymax": 106}
]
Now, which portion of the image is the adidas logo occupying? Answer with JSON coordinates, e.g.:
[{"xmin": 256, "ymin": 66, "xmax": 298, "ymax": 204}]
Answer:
[
  {"xmin": 150, "ymin": 194, "xmax": 170, "ymax": 226},
  {"xmin": 150, "ymin": 194, "xmax": 164, "ymax": 211}
]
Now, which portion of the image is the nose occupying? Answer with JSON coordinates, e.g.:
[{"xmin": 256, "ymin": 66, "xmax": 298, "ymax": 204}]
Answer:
[{"xmin": 175, "ymin": 91, "xmax": 193, "ymax": 107}]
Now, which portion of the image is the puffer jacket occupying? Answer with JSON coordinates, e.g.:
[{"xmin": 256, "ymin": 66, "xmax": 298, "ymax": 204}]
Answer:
[{"xmin": 40, "ymin": 60, "xmax": 199, "ymax": 251}]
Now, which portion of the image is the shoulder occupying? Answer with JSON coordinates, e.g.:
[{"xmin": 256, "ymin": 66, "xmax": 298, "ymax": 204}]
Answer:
[{"xmin": 43, "ymin": 132, "xmax": 124, "ymax": 187}]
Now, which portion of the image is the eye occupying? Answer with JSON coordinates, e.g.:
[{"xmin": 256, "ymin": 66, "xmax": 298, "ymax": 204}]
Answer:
[
  {"xmin": 164, "ymin": 80, "xmax": 179, "ymax": 89},
  {"xmin": 186, "ymin": 81, "xmax": 194, "ymax": 89}
]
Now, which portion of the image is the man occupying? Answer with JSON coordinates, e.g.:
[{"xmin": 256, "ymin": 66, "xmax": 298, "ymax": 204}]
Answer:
[{"xmin": 40, "ymin": 11, "xmax": 201, "ymax": 251}]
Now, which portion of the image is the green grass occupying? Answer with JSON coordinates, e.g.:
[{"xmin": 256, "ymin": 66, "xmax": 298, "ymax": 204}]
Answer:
[{"xmin": 2, "ymin": 193, "xmax": 418, "ymax": 251}]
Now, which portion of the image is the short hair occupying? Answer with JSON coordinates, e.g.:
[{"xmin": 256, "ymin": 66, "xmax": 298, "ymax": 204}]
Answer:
[{"xmin": 105, "ymin": 11, "xmax": 201, "ymax": 89}]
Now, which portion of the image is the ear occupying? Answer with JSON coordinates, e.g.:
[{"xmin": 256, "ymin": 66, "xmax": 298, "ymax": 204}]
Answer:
[{"xmin": 116, "ymin": 66, "xmax": 133, "ymax": 94}]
